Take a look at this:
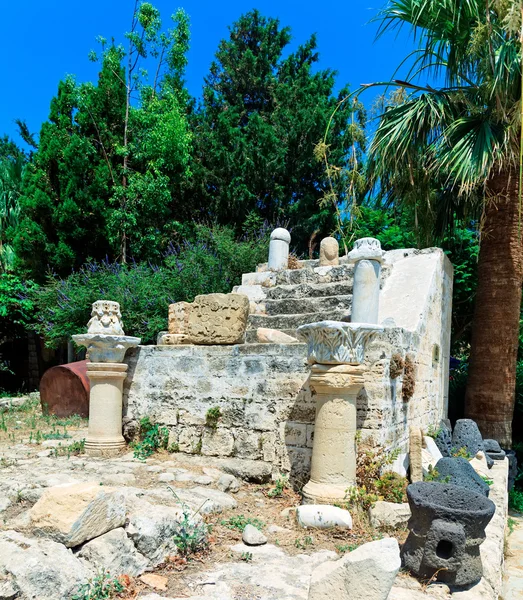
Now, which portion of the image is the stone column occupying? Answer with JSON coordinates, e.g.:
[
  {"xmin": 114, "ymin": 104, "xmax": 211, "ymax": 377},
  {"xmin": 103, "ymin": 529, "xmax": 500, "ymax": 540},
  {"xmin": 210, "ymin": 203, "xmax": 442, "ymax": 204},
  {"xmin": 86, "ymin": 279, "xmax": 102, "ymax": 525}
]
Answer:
[
  {"xmin": 85, "ymin": 362, "xmax": 128, "ymax": 456},
  {"xmin": 268, "ymin": 228, "xmax": 291, "ymax": 270},
  {"xmin": 72, "ymin": 300, "xmax": 140, "ymax": 458},
  {"xmin": 348, "ymin": 237, "xmax": 385, "ymax": 324},
  {"xmin": 302, "ymin": 363, "xmax": 365, "ymax": 504},
  {"xmin": 297, "ymin": 321, "xmax": 382, "ymax": 505}
]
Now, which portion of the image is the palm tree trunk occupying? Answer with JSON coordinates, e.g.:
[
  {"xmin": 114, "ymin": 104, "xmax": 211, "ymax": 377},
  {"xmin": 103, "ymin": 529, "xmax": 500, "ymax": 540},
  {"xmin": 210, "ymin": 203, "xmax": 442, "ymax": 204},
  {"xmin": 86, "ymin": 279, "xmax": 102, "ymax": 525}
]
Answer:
[{"xmin": 465, "ymin": 167, "xmax": 523, "ymax": 447}]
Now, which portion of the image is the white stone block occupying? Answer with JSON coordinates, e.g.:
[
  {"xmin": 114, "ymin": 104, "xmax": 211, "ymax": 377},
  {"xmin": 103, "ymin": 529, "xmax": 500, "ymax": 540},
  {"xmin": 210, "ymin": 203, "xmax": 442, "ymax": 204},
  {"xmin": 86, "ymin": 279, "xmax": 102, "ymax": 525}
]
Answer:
[{"xmin": 296, "ymin": 505, "xmax": 352, "ymax": 529}]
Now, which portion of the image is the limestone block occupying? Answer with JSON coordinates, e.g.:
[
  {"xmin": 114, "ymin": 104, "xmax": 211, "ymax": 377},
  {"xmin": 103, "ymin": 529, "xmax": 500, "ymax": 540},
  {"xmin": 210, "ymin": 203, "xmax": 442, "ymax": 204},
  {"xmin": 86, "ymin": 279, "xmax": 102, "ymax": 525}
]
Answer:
[
  {"xmin": 296, "ymin": 505, "xmax": 352, "ymax": 529},
  {"xmin": 424, "ymin": 436, "xmax": 443, "ymax": 463},
  {"xmin": 308, "ymin": 537, "xmax": 401, "ymax": 600},
  {"xmin": 257, "ymin": 328, "xmax": 298, "ymax": 343},
  {"xmin": 0, "ymin": 530, "xmax": 92, "ymax": 600},
  {"xmin": 369, "ymin": 501, "xmax": 411, "ymax": 529},
  {"xmin": 319, "ymin": 237, "xmax": 339, "ymax": 266},
  {"xmin": 29, "ymin": 482, "xmax": 126, "ymax": 547},
  {"xmin": 409, "ymin": 426, "xmax": 423, "ymax": 482},
  {"xmin": 77, "ymin": 527, "xmax": 148, "ymax": 576},
  {"xmin": 217, "ymin": 474, "xmax": 241, "ymax": 493},
  {"xmin": 242, "ymin": 524, "xmax": 267, "ymax": 546},
  {"xmin": 168, "ymin": 301, "xmax": 191, "ymax": 334},
  {"xmin": 201, "ymin": 428, "xmax": 235, "ymax": 456},
  {"xmin": 127, "ymin": 500, "xmax": 202, "ymax": 565},
  {"xmin": 187, "ymin": 293, "xmax": 249, "ymax": 345}
]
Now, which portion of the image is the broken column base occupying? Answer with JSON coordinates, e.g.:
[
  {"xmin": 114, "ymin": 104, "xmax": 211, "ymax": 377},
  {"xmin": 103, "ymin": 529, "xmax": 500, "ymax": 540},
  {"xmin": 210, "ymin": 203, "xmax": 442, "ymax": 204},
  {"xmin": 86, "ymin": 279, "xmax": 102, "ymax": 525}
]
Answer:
[
  {"xmin": 302, "ymin": 480, "xmax": 356, "ymax": 505},
  {"xmin": 86, "ymin": 362, "xmax": 127, "ymax": 457}
]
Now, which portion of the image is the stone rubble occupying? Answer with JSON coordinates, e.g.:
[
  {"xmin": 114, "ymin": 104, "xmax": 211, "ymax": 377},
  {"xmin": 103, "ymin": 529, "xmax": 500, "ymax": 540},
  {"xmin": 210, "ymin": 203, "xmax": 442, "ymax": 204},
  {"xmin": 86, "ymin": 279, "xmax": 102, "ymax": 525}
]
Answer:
[
  {"xmin": 242, "ymin": 524, "xmax": 267, "ymax": 546},
  {"xmin": 308, "ymin": 537, "xmax": 401, "ymax": 600}
]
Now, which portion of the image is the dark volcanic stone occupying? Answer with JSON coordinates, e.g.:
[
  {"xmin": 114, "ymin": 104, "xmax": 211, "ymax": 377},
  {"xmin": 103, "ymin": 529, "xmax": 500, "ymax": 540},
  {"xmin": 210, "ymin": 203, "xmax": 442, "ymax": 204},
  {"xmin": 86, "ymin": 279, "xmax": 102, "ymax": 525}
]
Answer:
[
  {"xmin": 402, "ymin": 482, "xmax": 495, "ymax": 587},
  {"xmin": 505, "ymin": 449, "xmax": 518, "ymax": 490},
  {"xmin": 451, "ymin": 419, "xmax": 483, "ymax": 458},
  {"xmin": 435, "ymin": 422, "xmax": 452, "ymax": 458},
  {"xmin": 483, "ymin": 439, "xmax": 506, "ymax": 461},
  {"xmin": 434, "ymin": 457, "xmax": 489, "ymax": 497}
]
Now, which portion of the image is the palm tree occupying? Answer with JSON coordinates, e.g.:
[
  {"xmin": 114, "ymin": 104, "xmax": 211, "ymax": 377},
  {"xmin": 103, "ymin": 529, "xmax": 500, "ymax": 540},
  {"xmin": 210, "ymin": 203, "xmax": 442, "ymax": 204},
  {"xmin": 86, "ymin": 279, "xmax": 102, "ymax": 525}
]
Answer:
[
  {"xmin": 368, "ymin": 0, "xmax": 522, "ymax": 446},
  {"xmin": 0, "ymin": 156, "xmax": 24, "ymax": 271}
]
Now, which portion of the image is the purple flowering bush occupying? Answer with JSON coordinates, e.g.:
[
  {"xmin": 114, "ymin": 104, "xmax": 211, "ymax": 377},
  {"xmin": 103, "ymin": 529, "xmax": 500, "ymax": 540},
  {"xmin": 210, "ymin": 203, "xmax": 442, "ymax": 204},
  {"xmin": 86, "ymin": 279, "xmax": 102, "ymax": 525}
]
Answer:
[{"xmin": 31, "ymin": 224, "xmax": 268, "ymax": 346}]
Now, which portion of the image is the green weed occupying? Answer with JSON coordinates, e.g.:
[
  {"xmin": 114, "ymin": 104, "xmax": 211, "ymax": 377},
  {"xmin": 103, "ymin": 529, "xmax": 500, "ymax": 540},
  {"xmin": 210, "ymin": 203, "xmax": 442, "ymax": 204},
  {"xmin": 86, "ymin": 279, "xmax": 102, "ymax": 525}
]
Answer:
[
  {"xmin": 220, "ymin": 514, "xmax": 265, "ymax": 532},
  {"xmin": 72, "ymin": 571, "xmax": 124, "ymax": 600},
  {"xmin": 205, "ymin": 406, "xmax": 222, "ymax": 429}
]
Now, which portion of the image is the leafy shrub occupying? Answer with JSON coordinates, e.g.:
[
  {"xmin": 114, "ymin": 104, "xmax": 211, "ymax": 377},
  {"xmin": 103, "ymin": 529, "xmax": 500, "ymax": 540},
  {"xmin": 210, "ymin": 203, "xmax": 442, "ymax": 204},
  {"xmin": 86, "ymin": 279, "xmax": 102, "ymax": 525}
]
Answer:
[
  {"xmin": 72, "ymin": 571, "xmax": 124, "ymax": 600},
  {"xmin": 30, "ymin": 224, "xmax": 269, "ymax": 347},
  {"xmin": 347, "ymin": 441, "xmax": 408, "ymax": 510},
  {"xmin": 172, "ymin": 510, "xmax": 209, "ymax": 557},
  {"xmin": 509, "ymin": 489, "xmax": 523, "ymax": 513},
  {"xmin": 133, "ymin": 416, "xmax": 168, "ymax": 460},
  {"xmin": 452, "ymin": 446, "xmax": 472, "ymax": 460}
]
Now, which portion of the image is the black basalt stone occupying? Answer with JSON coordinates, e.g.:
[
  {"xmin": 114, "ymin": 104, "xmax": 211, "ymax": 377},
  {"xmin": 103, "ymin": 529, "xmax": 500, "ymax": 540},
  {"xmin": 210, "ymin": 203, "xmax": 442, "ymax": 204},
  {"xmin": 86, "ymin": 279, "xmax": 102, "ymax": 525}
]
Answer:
[
  {"xmin": 402, "ymin": 482, "xmax": 495, "ymax": 587},
  {"xmin": 434, "ymin": 457, "xmax": 490, "ymax": 497},
  {"xmin": 483, "ymin": 439, "xmax": 506, "ymax": 461},
  {"xmin": 451, "ymin": 419, "xmax": 483, "ymax": 458},
  {"xmin": 505, "ymin": 449, "xmax": 518, "ymax": 490},
  {"xmin": 435, "ymin": 421, "xmax": 452, "ymax": 458}
]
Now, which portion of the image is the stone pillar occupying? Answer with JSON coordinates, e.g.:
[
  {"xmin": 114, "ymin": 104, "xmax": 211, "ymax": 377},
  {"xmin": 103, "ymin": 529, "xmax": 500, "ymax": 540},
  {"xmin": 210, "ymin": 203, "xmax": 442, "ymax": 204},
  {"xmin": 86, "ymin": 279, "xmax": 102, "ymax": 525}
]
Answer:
[
  {"xmin": 85, "ymin": 362, "xmax": 128, "ymax": 456},
  {"xmin": 302, "ymin": 364, "xmax": 365, "ymax": 504},
  {"xmin": 319, "ymin": 237, "xmax": 339, "ymax": 266},
  {"xmin": 348, "ymin": 237, "xmax": 385, "ymax": 324},
  {"xmin": 72, "ymin": 300, "xmax": 141, "ymax": 458},
  {"xmin": 268, "ymin": 228, "xmax": 291, "ymax": 270},
  {"xmin": 409, "ymin": 426, "xmax": 424, "ymax": 483}
]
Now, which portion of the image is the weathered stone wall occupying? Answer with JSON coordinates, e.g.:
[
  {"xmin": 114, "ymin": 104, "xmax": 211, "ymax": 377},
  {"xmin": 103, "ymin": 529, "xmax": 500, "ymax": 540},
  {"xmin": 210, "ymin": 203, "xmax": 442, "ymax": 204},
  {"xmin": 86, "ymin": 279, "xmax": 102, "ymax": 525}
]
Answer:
[{"xmin": 123, "ymin": 247, "xmax": 453, "ymax": 481}]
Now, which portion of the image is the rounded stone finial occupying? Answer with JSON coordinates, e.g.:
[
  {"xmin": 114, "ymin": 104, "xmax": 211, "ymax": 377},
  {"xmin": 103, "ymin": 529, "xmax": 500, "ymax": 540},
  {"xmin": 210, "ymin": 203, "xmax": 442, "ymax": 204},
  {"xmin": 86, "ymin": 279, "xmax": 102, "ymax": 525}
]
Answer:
[
  {"xmin": 347, "ymin": 237, "xmax": 385, "ymax": 263},
  {"xmin": 270, "ymin": 228, "xmax": 291, "ymax": 244},
  {"xmin": 87, "ymin": 300, "xmax": 125, "ymax": 336},
  {"xmin": 319, "ymin": 237, "xmax": 339, "ymax": 266}
]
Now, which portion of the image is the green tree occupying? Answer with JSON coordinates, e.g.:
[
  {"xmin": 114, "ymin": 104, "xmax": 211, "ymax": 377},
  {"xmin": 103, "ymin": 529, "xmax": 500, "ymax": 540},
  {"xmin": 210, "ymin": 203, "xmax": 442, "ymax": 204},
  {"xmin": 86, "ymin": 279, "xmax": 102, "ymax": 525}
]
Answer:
[
  {"xmin": 186, "ymin": 10, "xmax": 365, "ymax": 251},
  {"xmin": 14, "ymin": 2, "xmax": 191, "ymax": 277},
  {"xmin": 369, "ymin": 0, "xmax": 522, "ymax": 445}
]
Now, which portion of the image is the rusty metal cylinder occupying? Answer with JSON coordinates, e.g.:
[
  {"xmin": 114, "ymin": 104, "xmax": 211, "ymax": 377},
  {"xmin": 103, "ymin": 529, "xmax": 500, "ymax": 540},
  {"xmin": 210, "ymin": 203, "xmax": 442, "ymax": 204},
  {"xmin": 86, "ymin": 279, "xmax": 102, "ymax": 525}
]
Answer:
[{"xmin": 39, "ymin": 360, "xmax": 90, "ymax": 417}]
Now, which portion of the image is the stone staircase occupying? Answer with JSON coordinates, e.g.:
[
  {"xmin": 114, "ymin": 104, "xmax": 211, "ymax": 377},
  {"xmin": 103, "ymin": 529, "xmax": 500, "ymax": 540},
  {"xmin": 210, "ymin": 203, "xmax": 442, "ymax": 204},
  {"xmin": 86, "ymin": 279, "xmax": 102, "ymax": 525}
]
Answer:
[{"xmin": 233, "ymin": 263, "xmax": 361, "ymax": 343}]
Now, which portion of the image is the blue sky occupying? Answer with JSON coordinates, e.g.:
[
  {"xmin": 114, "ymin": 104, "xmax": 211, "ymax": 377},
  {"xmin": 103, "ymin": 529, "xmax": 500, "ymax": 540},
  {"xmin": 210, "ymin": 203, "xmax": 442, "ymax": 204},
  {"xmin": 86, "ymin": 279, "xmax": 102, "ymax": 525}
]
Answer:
[{"xmin": 0, "ymin": 1, "xmax": 417, "ymax": 145}]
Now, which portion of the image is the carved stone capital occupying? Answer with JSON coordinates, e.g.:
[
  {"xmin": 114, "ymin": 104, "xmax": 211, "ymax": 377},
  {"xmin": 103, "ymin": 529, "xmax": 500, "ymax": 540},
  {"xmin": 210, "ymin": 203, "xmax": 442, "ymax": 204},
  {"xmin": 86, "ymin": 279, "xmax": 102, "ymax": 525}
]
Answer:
[
  {"xmin": 72, "ymin": 334, "xmax": 141, "ymax": 363},
  {"xmin": 87, "ymin": 300, "xmax": 125, "ymax": 335},
  {"xmin": 347, "ymin": 237, "xmax": 385, "ymax": 263},
  {"xmin": 297, "ymin": 320, "xmax": 383, "ymax": 365}
]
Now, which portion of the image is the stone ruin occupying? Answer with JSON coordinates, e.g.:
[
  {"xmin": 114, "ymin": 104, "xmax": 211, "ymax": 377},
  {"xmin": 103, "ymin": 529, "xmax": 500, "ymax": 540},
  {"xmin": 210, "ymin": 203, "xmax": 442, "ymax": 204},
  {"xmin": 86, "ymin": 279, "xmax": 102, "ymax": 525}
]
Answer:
[{"xmin": 123, "ymin": 232, "xmax": 453, "ymax": 484}]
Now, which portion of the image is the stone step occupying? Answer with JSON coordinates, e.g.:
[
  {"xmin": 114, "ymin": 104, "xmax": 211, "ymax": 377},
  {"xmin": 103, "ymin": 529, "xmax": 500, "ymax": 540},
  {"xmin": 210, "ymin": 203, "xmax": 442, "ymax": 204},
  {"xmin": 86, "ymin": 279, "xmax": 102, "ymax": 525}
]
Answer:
[
  {"xmin": 247, "ymin": 309, "xmax": 348, "ymax": 333},
  {"xmin": 264, "ymin": 281, "xmax": 354, "ymax": 300},
  {"xmin": 264, "ymin": 295, "xmax": 352, "ymax": 316},
  {"xmin": 245, "ymin": 328, "xmax": 302, "ymax": 343},
  {"xmin": 242, "ymin": 264, "xmax": 355, "ymax": 287}
]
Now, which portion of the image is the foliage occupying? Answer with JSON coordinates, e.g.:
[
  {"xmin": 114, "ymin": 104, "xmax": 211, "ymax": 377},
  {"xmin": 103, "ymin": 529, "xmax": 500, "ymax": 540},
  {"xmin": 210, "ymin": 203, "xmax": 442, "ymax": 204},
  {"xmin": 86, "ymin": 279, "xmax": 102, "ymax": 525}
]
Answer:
[
  {"xmin": 133, "ymin": 416, "xmax": 168, "ymax": 460},
  {"xmin": 509, "ymin": 489, "xmax": 523, "ymax": 513},
  {"xmin": 424, "ymin": 465, "xmax": 451, "ymax": 483},
  {"xmin": 266, "ymin": 475, "xmax": 290, "ymax": 498},
  {"xmin": 347, "ymin": 441, "xmax": 407, "ymax": 510},
  {"xmin": 15, "ymin": 4, "xmax": 191, "ymax": 276},
  {"xmin": 426, "ymin": 424, "xmax": 442, "ymax": 439},
  {"xmin": 205, "ymin": 407, "xmax": 222, "ymax": 429},
  {"xmin": 29, "ymin": 224, "xmax": 268, "ymax": 347},
  {"xmin": 240, "ymin": 551, "xmax": 253, "ymax": 562},
  {"xmin": 220, "ymin": 514, "xmax": 265, "ymax": 532},
  {"xmin": 172, "ymin": 509, "xmax": 209, "ymax": 557},
  {"xmin": 72, "ymin": 571, "xmax": 124, "ymax": 600},
  {"xmin": 50, "ymin": 439, "xmax": 86, "ymax": 458},
  {"xmin": 0, "ymin": 274, "xmax": 38, "ymax": 341},
  {"xmin": 452, "ymin": 446, "xmax": 473, "ymax": 460},
  {"xmin": 184, "ymin": 10, "xmax": 366, "ymax": 252}
]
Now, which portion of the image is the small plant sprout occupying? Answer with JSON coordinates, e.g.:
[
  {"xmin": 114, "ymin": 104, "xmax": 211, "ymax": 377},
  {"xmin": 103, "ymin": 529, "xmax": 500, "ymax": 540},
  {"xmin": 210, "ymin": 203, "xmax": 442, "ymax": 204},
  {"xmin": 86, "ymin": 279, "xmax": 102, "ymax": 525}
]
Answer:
[
  {"xmin": 168, "ymin": 487, "xmax": 209, "ymax": 558},
  {"xmin": 205, "ymin": 406, "xmax": 222, "ymax": 429},
  {"xmin": 267, "ymin": 475, "xmax": 289, "ymax": 498},
  {"xmin": 240, "ymin": 551, "xmax": 253, "ymax": 562}
]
